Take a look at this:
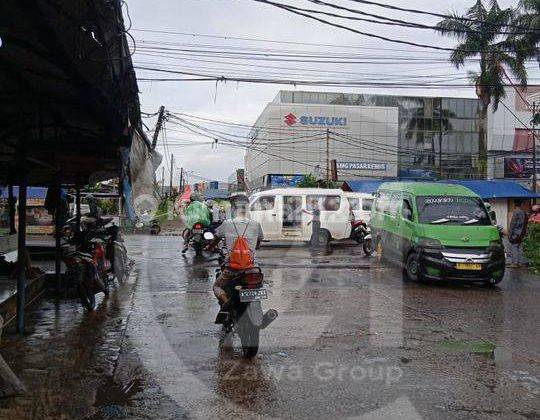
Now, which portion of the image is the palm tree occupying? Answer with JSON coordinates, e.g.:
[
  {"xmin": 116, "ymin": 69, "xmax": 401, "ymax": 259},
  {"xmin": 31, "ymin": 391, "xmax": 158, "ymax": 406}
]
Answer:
[
  {"xmin": 436, "ymin": 0, "xmax": 528, "ymax": 174},
  {"xmin": 509, "ymin": 0, "xmax": 540, "ymax": 66}
]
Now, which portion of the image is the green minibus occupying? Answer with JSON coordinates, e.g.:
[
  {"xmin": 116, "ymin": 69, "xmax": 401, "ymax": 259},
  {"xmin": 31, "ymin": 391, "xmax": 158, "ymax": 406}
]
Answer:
[{"xmin": 370, "ymin": 182, "xmax": 505, "ymax": 285}]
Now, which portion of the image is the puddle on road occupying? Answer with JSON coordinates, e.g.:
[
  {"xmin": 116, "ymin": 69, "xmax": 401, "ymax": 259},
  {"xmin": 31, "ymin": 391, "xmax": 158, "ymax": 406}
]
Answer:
[{"xmin": 87, "ymin": 376, "xmax": 144, "ymax": 419}]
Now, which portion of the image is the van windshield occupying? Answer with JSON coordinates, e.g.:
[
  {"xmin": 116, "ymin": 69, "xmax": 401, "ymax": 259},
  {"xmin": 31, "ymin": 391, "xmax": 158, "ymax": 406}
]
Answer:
[{"xmin": 416, "ymin": 196, "xmax": 491, "ymax": 225}]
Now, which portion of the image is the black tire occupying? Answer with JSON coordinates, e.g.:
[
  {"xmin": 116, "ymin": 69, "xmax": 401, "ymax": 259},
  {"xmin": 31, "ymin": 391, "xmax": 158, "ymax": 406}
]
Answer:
[
  {"xmin": 194, "ymin": 243, "xmax": 203, "ymax": 256},
  {"xmin": 151, "ymin": 224, "xmax": 161, "ymax": 235},
  {"xmin": 484, "ymin": 275, "xmax": 504, "ymax": 287},
  {"xmin": 313, "ymin": 230, "xmax": 330, "ymax": 248},
  {"xmin": 78, "ymin": 275, "xmax": 96, "ymax": 311},
  {"xmin": 114, "ymin": 248, "xmax": 127, "ymax": 284},
  {"xmin": 363, "ymin": 238, "xmax": 374, "ymax": 256},
  {"xmin": 239, "ymin": 324, "xmax": 260, "ymax": 358},
  {"xmin": 405, "ymin": 252, "xmax": 421, "ymax": 282}
]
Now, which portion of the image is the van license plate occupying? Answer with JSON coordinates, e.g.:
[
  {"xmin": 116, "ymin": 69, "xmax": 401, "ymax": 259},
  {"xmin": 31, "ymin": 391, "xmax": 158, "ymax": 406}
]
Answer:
[
  {"xmin": 456, "ymin": 263, "xmax": 482, "ymax": 270},
  {"xmin": 239, "ymin": 288, "xmax": 268, "ymax": 302}
]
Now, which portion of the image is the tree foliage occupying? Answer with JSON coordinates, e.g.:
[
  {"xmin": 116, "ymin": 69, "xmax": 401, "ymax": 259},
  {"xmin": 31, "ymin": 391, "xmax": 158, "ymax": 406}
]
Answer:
[
  {"xmin": 436, "ymin": 0, "xmax": 528, "ymax": 112},
  {"xmin": 524, "ymin": 223, "xmax": 540, "ymax": 274}
]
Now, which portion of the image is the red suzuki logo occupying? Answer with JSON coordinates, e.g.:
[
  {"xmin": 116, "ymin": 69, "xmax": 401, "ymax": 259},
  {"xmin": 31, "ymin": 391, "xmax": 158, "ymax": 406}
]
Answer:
[{"xmin": 284, "ymin": 113, "xmax": 297, "ymax": 126}]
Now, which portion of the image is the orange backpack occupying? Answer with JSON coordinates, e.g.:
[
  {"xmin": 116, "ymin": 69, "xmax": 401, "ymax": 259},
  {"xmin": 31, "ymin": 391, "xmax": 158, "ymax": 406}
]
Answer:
[{"xmin": 229, "ymin": 222, "xmax": 254, "ymax": 270}]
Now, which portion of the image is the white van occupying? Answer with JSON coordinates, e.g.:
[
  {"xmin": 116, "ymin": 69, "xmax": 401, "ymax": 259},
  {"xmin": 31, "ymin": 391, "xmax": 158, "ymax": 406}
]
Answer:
[
  {"xmin": 249, "ymin": 188, "xmax": 351, "ymax": 245},
  {"xmin": 344, "ymin": 192, "xmax": 374, "ymax": 222}
]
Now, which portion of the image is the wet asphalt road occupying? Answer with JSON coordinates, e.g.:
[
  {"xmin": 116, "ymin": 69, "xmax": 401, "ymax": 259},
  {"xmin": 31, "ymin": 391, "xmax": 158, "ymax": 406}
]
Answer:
[{"xmin": 0, "ymin": 234, "xmax": 539, "ymax": 419}]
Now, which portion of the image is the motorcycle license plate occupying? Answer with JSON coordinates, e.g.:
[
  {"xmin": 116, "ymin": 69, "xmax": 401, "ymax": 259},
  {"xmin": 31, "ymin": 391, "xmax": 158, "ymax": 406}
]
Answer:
[
  {"xmin": 239, "ymin": 288, "xmax": 268, "ymax": 302},
  {"xmin": 456, "ymin": 263, "xmax": 482, "ymax": 270},
  {"xmin": 192, "ymin": 228, "xmax": 203, "ymax": 234}
]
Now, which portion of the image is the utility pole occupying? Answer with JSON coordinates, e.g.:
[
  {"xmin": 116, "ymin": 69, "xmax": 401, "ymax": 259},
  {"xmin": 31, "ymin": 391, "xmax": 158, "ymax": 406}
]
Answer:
[
  {"xmin": 161, "ymin": 166, "xmax": 165, "ymax": 195},
  {"xmin": 326, "ymin": 128, "xmax": 330, "ymax": 183},
  {"xmin": 169, "ymin": 154, "xmax": 174, "ymax": 197},
  {"xmin": 179, "ymin": 167, "xmax": 184, "ymax": 193},
  {"xmin": 532, "ymin": 101, "xmax": 537, "ymax": 197},
  {"xmin": 439, "ymin": 100, "xmax": 443, "ymax": 179},
  {"xmin": 151, "ymin": 106, "xmax": 166, "ymax": 150}
]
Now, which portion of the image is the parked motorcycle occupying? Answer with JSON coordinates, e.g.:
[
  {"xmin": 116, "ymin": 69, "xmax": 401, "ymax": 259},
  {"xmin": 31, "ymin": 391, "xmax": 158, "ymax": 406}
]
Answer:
[
  {"xmin": 61, "ymin": 218, "xmax": 129, "ymax": 310},
  {"xmin": 214, "ymin": 248, "xmax": 278, "ymax": 358},
  {"xmin": 350, "ymin": 220, "xmax": 373, "ymax": 256},
  {"xmin": 61, "ymin": 233, "xmax": 108, "ymax": 311},
  {"xmin": 150, "ymin": 219, "xmax": 161, "ymax": 235}
]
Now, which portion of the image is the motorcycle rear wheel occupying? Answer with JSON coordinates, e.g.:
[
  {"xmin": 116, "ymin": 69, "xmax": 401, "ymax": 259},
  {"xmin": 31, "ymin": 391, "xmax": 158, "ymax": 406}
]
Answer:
[
  {"xmin": 239, "ymin": 323, "xmax": 260, "ymax": 358},
  {"xmin": 78, "ymin": 281, "xmax": 96, "ymax": 311}
]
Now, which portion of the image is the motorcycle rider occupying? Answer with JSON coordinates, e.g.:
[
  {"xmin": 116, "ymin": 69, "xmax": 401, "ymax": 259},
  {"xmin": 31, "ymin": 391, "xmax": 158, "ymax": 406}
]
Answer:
[
  {"xmin": 208, "ymin": 196, "xmax": 264, "ymax": 306},
  {"xmin": 182, "ymin": 192, "xmax": 211, "ymax": 253}
]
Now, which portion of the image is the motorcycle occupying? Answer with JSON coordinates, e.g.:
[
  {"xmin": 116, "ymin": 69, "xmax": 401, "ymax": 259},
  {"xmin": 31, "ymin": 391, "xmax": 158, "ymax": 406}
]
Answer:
[
  {"xmin": 183, "ymin": 223, "xmax": 214, "ymax": 256},
  {"xmin": 61, "ymin": 219, "xmax": 129, "ymax": 310},
  {"xmin": 350, "ymin": 220, "xmax": 373, "ymax": 256},
  {"xmin": 61, "ymin": 230, "xmax": 108, "ymax": 311},
  {"xmin": 214, "ymin": 248, "xmax": 278, "ymax": 358},
  {"xmin": 150, "ymin": 219, "xmax": 161, "ymax": 235}
]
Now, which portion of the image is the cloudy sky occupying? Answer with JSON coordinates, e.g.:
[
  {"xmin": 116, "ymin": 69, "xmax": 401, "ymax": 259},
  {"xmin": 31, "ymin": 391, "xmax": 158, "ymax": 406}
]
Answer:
[{"xmin": 126, "ymin": 0, "xmax": 535, "ymax": 184}]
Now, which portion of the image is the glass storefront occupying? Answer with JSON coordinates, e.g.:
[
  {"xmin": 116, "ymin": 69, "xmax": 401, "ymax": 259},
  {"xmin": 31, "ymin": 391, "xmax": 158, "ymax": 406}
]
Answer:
[{"xmin": 276, "ymin": 91, "xmax": 482, "ymax": 179}]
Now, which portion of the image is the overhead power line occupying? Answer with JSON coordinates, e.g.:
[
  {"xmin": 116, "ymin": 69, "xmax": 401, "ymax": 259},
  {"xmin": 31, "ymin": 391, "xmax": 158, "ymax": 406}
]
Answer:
[
  {"xmin": 297, "ymin": 0, "xmax": 531, "ymax": 35},
  {"xmin": 342, "ymin": 0, "xmax": 536, "ymax": 31},
  {"xmin": 246, "ymin": 0, "xmax": 530, "ymax": 53}
]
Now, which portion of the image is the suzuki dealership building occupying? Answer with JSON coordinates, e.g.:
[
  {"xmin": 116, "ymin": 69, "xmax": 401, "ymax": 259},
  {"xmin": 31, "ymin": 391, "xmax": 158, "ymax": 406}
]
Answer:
[{"xmin": 245, "ymin": 89, "xmax": 539, "ymax": 191}]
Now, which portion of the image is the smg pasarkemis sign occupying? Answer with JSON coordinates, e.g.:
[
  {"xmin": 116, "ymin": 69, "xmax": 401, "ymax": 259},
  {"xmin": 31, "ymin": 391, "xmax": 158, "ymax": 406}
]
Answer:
[{"xmin": 284, "ymin": 113, "xmax": 348, "ymax": 127}]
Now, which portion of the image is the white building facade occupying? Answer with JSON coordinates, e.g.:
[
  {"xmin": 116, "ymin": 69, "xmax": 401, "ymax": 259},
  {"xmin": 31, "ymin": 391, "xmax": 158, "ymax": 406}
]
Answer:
[{"xmin": 245, "ymin": 92, "xmax": 399, "ymax": 190}]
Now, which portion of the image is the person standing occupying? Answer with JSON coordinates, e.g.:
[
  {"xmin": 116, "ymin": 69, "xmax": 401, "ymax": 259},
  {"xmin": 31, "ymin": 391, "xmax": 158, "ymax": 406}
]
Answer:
[
  {"xmin": 529, "ymin": 204, "xmax": 540, "ymax": 224},
  {"xmin": 507, "ymin": 199, "xmax": 528, "ymax": 268},
  {"xmin": 303, "ymin": 198, "xmax": 321, "ymax": 247}
]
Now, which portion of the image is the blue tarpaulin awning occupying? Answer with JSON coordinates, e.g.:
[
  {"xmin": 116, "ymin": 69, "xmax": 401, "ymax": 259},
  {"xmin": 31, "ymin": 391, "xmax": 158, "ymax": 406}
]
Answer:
[
  {"xmin": 444, "ymin": 180, "xmax": 540, "ymax": 200},
  {"xmin": 341, "ymin": 180, "xmax": 385, "ymax": 194},
  {"xmin": 342, "ymin": 179, "xmax": 540, "ymax": 199}
]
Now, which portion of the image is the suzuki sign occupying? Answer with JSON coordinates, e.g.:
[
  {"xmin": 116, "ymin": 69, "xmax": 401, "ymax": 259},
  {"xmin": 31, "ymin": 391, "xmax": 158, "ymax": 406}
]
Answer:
[{"xmin": 284, "ymin": 113, "xmax": 348, "ymax": 127}]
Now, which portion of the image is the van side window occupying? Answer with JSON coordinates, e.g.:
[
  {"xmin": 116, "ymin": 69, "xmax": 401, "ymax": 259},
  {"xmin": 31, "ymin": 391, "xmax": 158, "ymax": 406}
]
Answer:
[
  {"xmin": 389, "ymin": 193, "xmax": 401, "ymax": 215},
  {"xmin": 402, "ymin": 198, "xmax": 414, "ymax": 221},
  {"xmin": 250, "ymin": 196, "xmax": 275, "ymax": 211},
  {"xmin": 348, "ymin": 198, "xmax": 360, "ymax": 211},
  {"xmin": 375, "ymin": 192, "xmax": 389, "ymax": 213},
  {"xmin": 362, "ymin": 198, "xmax": 373, "ymax": 211},
  {"xmin": 307, "ymin": 195, "xmax": 341, "ymax": 211}
]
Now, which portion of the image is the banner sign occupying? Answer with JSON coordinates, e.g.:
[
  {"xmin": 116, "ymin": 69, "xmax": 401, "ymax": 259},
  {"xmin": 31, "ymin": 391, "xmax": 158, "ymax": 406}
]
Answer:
[
  {"xmin": 337, "ymin": 162, "xmax": 387, "ymax": 171},
  {"xmin": 504, "ymin": 157, "xmax": 540, "ymax": 178}
]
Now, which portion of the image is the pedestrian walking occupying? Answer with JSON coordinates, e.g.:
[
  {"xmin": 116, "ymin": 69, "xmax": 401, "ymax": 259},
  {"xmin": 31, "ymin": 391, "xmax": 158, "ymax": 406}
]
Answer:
[{"xmin": 507, "ymin": 199, "xmax": 528, "ymax": 268}]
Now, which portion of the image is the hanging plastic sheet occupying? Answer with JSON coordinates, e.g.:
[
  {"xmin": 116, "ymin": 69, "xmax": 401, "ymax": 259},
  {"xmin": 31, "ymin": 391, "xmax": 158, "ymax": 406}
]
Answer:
[{"xmin": 127, "ymin": 129, "xmax": 162, "ymax": 223}]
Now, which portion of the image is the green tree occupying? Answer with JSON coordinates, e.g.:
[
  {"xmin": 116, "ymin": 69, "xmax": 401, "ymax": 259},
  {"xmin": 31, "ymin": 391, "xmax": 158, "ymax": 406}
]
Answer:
[
  {"xmin": 297, "ymin": 173, "xmax": 319, "ymax": 188},
  {"xmin": 509, "ymin": 0, "xmax": 540, "ymax": 66},
  {"xmin": 436, "ymin": 0, "xmax": 528, "ymax": 174}
]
